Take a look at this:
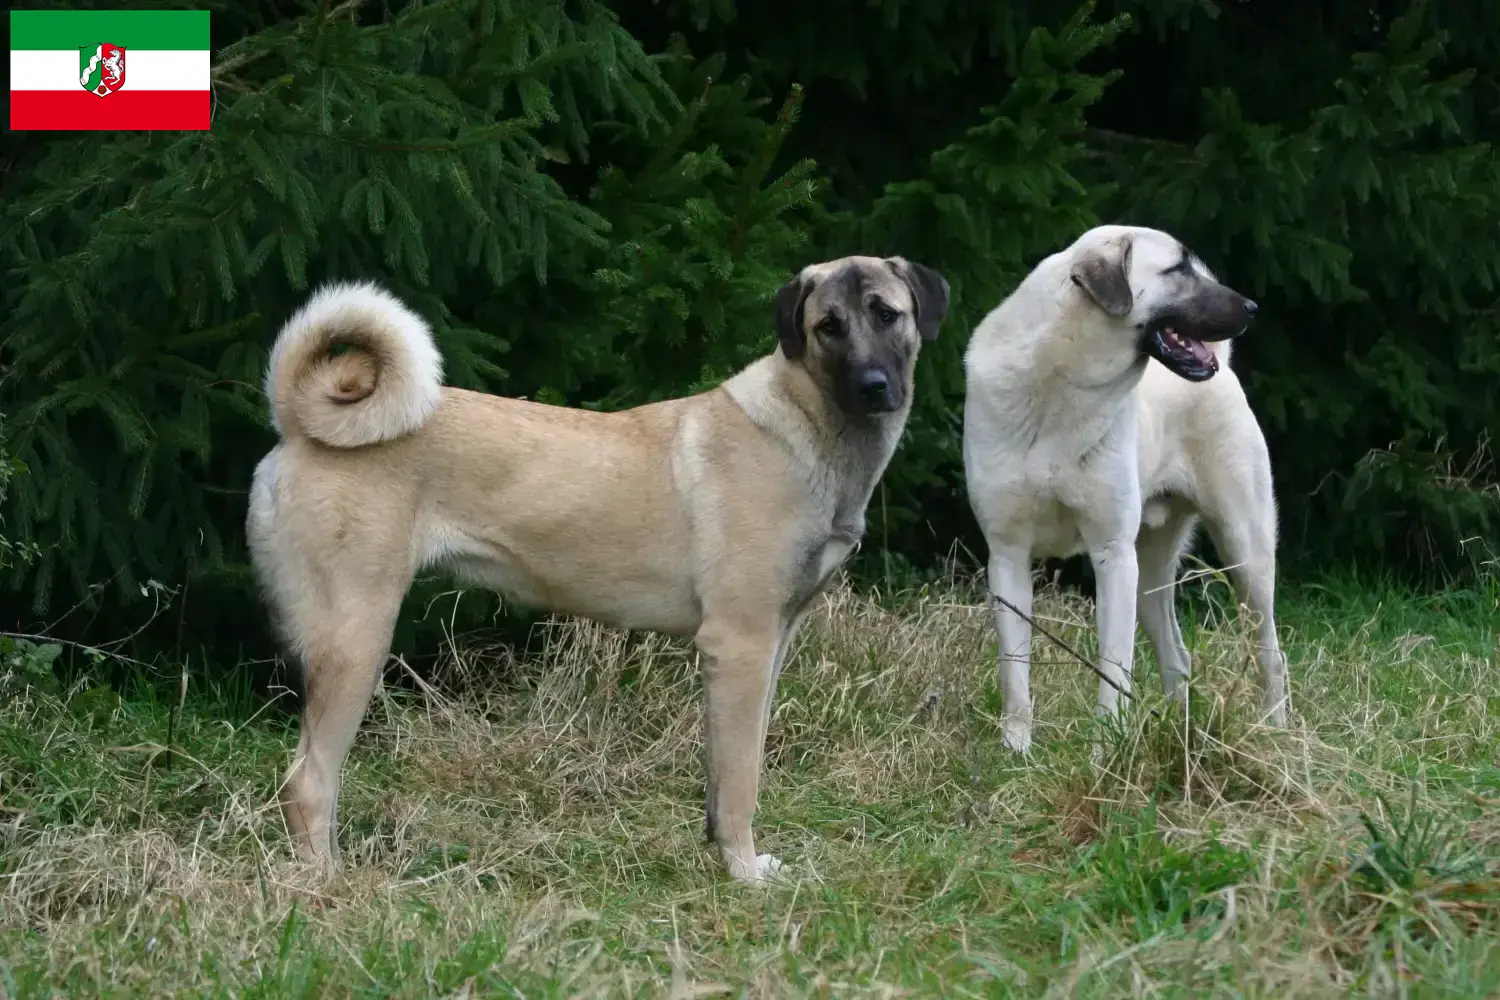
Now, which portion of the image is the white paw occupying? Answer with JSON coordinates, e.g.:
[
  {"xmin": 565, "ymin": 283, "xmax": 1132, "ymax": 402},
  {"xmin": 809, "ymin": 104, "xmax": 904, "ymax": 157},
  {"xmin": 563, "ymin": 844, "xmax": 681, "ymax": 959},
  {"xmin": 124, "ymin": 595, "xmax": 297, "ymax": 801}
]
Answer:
[
  {"xmin": 752, "ymin": 853, "xmax": 784, "ymax": 881},
  {"xmin": 1001, "ymin": 718, "xmax": 1033, "ymax": 755},
  {"xmin": 1262, "ymin": 698, "xmax": 1289, "ymax": 728},
  {"xmin": 729, "ymin": 852, "xmax": 787, "ymax": 884}
]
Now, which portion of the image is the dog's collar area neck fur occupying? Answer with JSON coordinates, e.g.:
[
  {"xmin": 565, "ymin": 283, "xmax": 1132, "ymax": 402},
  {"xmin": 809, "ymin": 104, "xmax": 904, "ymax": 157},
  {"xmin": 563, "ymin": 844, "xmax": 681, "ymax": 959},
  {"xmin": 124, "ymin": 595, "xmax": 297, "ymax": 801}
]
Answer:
[{"xmin": 729, "ymin": 356, "xmax": 902, "ymax": 473}]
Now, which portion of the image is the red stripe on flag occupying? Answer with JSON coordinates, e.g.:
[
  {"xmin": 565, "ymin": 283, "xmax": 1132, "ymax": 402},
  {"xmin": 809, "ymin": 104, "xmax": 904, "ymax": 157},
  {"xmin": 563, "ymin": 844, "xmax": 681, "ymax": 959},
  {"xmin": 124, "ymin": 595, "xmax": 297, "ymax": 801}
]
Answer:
[{"xmin": 10, "ymin": 90, "xmax": 210, "ymax": 131}]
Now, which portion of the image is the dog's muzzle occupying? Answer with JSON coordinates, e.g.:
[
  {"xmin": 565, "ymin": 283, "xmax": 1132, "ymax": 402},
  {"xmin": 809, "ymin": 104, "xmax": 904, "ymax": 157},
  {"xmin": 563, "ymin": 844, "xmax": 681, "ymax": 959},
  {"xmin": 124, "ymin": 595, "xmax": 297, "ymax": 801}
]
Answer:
[
  {"xmin": 851, "ymin": 366, "xmax": 902, "ymax": 413},
  {"xmin": 1144, "ymin": 295, "xmax": 1258, "ymax": 383}
]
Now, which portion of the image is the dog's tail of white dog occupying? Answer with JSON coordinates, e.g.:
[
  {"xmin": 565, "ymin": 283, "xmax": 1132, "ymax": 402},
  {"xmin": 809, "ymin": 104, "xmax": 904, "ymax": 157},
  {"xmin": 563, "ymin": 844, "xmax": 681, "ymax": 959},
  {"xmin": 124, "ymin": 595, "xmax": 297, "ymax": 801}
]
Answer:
[{"xmin": 264, "ymin": 282, "xmax": 444, "ymax": 448}]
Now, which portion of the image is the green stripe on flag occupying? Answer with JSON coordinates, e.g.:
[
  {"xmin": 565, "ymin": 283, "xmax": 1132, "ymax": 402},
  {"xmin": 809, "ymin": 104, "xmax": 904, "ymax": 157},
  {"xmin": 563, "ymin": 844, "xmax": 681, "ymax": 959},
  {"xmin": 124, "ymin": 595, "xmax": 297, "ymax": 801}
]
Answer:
[{"xmin": 10, "ymin": 10, "xmax": 210, "ymax": 51}]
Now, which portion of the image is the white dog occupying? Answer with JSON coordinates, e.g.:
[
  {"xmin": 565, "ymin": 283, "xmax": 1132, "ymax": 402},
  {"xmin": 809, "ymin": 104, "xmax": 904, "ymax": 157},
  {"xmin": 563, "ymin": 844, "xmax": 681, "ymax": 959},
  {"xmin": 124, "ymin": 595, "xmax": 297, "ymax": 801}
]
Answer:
[{"xmin": 963, "ymin": 225, "xmax": 1290, "ymax": 753}]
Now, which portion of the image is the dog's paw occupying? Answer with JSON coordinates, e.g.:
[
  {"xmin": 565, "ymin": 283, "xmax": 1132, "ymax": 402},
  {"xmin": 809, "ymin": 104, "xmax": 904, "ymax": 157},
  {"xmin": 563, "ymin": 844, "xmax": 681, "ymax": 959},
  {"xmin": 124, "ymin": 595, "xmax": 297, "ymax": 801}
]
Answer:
[
  {"xmin": 1000, "ymin": 719, "xmax": 1033, "ymax": 755},
  {"xmin": 1088, "ymin": 739, "xmax": 1108, "ymax": 767},
  {"xmin": 752, "ymin": 854, "xmax": 785, "ymax": 882},
  {"xmin": 730, "ymin": 853, "xmax": 787, "ymax": 884},
  {"xmin": 1262, "ymin": 698, "xmax": 1289, "ymax": 728}
]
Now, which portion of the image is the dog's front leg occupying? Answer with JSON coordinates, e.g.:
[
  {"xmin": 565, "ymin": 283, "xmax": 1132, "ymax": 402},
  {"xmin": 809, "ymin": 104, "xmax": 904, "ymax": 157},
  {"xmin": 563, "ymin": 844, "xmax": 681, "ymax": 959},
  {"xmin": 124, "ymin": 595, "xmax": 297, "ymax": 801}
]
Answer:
[
  {"xmin": 696, "ymin": 616, "xmax": 782, "ymax": 883},
  {"xmin": 987, "ymin": 546, "xmax": 1036, "ymax": 754},
  {"xmin": 1088, "ymin": 536, "xmax": 1139, "ymax": 719}
]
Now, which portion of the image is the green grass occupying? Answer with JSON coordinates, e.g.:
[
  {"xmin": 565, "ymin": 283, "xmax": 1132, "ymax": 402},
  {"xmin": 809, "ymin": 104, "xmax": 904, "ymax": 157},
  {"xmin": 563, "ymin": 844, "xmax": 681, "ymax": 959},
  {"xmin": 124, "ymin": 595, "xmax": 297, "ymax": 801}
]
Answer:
[{"xmin": 2, "ymin": 570, "xmax": 1499, "ymax": 997}]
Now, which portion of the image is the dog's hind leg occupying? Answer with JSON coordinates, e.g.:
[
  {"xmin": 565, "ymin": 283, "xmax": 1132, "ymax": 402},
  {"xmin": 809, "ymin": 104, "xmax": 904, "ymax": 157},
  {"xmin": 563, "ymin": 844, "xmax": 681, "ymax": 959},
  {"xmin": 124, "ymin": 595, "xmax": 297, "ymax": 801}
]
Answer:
[
  {"xmin": 1200, "ymin": 451, "xmax": 1290, "ymax": 727},
  {"xmin": 280, "ymin": 580, "xmax": 406, "ymax": 867},
  {"xmin": 1137, "ymin": 507, "xmax": 1198, "ymax": 704}
]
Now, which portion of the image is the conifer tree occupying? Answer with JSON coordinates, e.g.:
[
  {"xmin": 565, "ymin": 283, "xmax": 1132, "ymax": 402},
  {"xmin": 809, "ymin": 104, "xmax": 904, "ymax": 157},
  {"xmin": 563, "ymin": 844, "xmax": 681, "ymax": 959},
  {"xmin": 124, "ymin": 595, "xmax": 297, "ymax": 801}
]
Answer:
[{"xmin": 0, "ymin": 415, "xmax": 40, "ymax": 575}]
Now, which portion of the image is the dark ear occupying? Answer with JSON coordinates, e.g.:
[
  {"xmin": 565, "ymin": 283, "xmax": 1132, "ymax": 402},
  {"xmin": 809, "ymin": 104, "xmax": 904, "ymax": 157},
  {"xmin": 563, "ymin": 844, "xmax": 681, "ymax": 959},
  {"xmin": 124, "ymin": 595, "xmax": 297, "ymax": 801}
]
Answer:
[
  {"xmin": 1069, "ymin": 236, "xmax": 1134, "ymax": 318},
  {"xmin": 773, "ymin": 273, "xmax": 814, "ymax": 359},
  {"xmin": 888, "ymin": 257, "xmax": 951, "ymax": 341}
]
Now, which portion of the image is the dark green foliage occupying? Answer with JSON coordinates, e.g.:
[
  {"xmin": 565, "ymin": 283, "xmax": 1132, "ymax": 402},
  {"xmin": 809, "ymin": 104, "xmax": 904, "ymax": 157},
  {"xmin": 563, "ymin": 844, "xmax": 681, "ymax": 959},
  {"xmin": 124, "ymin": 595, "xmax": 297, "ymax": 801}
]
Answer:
[
  {"xmin": 0, "ymin": 637, "xmax": 64, "ymax": 699},
  {"xmin": 2, "ymin": 0, "xmax": 1498, "ymax": 655},
  {"xmin": 0, "ymin": 414, "xmax": 42, "ymax": 575}
]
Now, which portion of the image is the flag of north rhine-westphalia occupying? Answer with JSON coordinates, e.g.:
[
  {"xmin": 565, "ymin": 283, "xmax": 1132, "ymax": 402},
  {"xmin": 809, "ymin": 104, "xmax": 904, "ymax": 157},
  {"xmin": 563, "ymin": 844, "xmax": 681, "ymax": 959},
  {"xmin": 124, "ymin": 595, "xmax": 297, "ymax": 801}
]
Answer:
[{"xmin": 10, "ymin": 10, "xmax": 210, "ymax": 131}]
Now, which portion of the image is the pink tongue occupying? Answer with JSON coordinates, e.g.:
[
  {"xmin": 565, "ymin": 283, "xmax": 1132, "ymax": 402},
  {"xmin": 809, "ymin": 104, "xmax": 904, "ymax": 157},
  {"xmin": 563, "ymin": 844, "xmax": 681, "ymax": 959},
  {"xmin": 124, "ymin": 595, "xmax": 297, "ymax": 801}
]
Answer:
[{"xmin": 1186, "ymin": 338, "xmax": 1216, "ymax": 366}]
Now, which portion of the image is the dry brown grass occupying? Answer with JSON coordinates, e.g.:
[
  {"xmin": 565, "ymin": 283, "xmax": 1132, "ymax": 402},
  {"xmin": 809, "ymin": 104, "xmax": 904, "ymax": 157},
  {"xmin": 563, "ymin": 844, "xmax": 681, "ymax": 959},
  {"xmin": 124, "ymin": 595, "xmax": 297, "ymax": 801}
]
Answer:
[{"xmin": 2, "ymin": 572, "xmax": 1499, "ymax": 996}]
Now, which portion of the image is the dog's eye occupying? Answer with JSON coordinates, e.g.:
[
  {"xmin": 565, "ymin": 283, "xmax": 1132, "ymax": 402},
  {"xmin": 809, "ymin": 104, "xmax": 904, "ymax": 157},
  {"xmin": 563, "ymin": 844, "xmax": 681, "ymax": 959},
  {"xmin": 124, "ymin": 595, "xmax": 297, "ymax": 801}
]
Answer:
[
  {"xmin": 874, "ymin": 305, "xmax": 899, "ymax": 324},
  {"xmin": 816, "ymin": 317, "xmax": 844, "ymax": 338}
]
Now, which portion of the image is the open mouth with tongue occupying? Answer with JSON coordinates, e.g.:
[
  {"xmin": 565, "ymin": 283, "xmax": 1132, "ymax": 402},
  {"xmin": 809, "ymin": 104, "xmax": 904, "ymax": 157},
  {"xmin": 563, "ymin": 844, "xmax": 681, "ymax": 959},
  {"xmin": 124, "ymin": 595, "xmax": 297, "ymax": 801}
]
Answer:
[{"xmin": 1145, "ymin": 322, "xmax": 1220, "ymax": 382}]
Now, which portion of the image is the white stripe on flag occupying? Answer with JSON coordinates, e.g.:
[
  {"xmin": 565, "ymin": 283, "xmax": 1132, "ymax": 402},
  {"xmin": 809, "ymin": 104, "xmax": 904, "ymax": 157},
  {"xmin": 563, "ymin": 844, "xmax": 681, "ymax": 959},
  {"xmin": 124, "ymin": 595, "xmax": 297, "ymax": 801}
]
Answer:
[{"xmin": 10, "ymin": 49, "xmax": 210, "ymax": 92}]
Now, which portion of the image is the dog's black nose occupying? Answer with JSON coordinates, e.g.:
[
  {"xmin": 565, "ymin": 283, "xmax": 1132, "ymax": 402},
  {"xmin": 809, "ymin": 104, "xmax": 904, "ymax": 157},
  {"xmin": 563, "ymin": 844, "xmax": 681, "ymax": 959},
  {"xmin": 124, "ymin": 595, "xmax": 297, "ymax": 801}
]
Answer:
[
  {"xmin": 858, "ymin": 369, "xmax": 891, "ymax": 406},
  {"xmin": 1244, "ymin": 299, "xmax": 1259, "ymax": 316}
]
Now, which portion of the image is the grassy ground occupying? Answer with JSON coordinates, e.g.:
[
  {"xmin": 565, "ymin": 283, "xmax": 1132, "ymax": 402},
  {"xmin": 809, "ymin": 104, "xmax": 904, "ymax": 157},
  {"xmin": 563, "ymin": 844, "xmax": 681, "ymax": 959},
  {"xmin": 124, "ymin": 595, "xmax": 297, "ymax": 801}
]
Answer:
[{"xmin": 2, "ymin": 569, "xmax": 1499, "ymax": 998}]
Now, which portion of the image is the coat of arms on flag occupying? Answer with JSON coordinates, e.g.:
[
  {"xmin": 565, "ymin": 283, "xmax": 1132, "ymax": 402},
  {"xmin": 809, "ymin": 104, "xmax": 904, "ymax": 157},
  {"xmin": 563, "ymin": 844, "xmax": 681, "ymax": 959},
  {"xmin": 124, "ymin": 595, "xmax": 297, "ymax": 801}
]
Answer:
[{"xmin": 79, "ymin": 43, "xmax": 127, "ymax": 97}]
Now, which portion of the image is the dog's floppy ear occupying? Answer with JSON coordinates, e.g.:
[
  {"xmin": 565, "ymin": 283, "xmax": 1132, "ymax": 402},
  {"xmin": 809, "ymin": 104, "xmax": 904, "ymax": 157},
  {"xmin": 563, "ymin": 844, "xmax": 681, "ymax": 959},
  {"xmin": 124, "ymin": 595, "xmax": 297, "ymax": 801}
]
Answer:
[
  {"xmin": 1070, "ymin": 236, "xmax": 1134, "ymax": 318},
  {"xmin": 887, "ymin": 257, "xmax": 951, "ymax": 341},
  {"xmin": 774, "ymin": 272, "xmax": 815, "ymax": 359}
]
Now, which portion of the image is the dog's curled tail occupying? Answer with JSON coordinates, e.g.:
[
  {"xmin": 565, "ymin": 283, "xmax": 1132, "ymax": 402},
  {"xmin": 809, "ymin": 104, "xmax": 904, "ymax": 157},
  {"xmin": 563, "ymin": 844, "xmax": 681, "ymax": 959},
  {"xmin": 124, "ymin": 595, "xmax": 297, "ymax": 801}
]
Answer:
[{"xmin": 265, "ymin": 282, "xmax": 444, "ymax": 448}]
